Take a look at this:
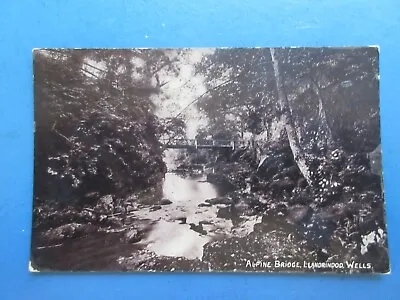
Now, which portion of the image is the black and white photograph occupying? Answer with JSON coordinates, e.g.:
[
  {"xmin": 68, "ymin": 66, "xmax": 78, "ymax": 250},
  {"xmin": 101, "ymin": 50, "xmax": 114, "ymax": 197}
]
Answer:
[{"xmin": 31, "ymin": 47, "xmax": 389, "ymax": 273}]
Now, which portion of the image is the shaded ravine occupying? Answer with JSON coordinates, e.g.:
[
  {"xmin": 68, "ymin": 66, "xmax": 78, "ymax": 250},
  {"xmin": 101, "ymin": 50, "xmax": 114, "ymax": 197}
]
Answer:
[{"xmin": 31, "ymin": 151, "xmax": 258, "ymax": 271}]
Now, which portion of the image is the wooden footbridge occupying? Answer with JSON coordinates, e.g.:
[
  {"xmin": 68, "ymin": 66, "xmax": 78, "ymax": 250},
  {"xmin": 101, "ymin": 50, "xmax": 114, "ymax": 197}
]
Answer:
[{"xmin": 161, "ymin": 138, "xmax": 246, "ymax": 150}]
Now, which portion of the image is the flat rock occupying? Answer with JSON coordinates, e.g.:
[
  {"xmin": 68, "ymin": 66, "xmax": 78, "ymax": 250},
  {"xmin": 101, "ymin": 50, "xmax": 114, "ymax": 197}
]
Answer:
[
  {"xmin": 124, "ymin": 228, "xmax": 142, "ymax": 243},
  {"xmin": 159, "ymin": 199, "xmax": 173, "ymax": 205},
  {"xmin": 189, "ymin": 223, "xmax": 207, "ymax": 235},
  {"xmin": 205, "ymin": 197, "xmax": 232, "ymax": 205},
  {"xmin": 150, "ymin": 205, "xmax": 162, "ymax": 211},
  {"xmin": 199, "ymin": 220, "xmax": 213, "ymax": 225}
]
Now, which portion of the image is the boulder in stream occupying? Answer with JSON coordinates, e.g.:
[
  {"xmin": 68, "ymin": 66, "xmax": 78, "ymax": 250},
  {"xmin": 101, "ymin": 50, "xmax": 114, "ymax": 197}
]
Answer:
[
  {"xmin": 189, "ymin": 223, "xmax": 207, "ymax": 235},
  {"xmin": 150, "ymin": 205, "xmax": 162, "ymax": 211},
  {"xmin": 205, "ymin": 197, "xmax": 233, "ymax": 205},
  {"xmin": 217, "ymin": 206, "xmax": 233, "ymax": 219},
  {"xmin": 123, "ymin": 228, "xmax": 143, "ymax": 243},
  {"xmin": 176, "ymin": 217, "xmax": 187, "ymax": 224},
  {"xmin": 159, "ymin": 199, "xmax": 173, "ymax": 205}
]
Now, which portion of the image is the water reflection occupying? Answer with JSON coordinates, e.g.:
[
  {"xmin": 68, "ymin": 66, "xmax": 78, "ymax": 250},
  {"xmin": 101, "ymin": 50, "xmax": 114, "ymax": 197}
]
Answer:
[
  {"xmin": 145, "ymin": 220, "xmax": 210, "ymax": 260},
  {"xmin": 132, "ymin": 171, "xmax": 257, "ymax": 260},
  {"xmin": 162, "ymin": 173, "xmax": 217, "ymax": 204},
  {"xmin": 129, "ymin": 149, "xmax": 258, "ymax": 260},
  {"xmin": 133, "ymin": 172, "xmax": 221, "ymax": 259}
]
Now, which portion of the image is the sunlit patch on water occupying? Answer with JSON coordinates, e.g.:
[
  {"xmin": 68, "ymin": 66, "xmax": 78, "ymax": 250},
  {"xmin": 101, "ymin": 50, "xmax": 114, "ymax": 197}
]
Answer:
[
  {"xmin": 162, "ymin": 173, "xmax": 217, "ymax": 203},
  {"xmin": 143, "ymin": 220, "xmax": 211, "ymax": 259}
]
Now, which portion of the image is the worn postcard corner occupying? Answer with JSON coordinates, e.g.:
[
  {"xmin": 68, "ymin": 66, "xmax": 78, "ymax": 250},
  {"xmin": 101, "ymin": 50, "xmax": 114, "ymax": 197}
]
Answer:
[{"xmin": 29, "ymin": 260, "xmax": 40, "ymax": 273}]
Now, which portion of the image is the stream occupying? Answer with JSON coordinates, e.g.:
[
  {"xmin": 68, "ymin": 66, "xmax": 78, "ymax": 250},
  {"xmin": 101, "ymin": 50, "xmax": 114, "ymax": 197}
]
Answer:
[
  {"xmin": 130, "ymin": 149, "xmax": 258, "ymax": 260},
  {"xmin": 32, "ymin": 150, "xmax": 258, "ymax": 271}
]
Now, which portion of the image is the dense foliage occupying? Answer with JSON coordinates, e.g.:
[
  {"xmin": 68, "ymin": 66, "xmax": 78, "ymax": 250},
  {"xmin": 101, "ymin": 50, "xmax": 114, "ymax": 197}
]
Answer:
[
  {"xmin": 33, "ymin": 49, "xmax": 177, "ymax": 205},
  {"xmin": 193, "ymin": 48, "xmax": 387, "ymax": 271}
]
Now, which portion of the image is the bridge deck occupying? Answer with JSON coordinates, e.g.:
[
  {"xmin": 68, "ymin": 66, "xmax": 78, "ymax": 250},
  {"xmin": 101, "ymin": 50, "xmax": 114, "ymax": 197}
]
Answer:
[{"xmin": 160, "ymin": 138, "xmax": 242, "ymax": 150}]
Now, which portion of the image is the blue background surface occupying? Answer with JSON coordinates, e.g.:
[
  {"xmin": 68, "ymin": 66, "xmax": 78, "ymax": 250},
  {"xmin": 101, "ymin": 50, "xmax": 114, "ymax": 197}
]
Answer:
[{"xmin": 0, "ymin": 1, "xmax": 399, "ymax": 299}]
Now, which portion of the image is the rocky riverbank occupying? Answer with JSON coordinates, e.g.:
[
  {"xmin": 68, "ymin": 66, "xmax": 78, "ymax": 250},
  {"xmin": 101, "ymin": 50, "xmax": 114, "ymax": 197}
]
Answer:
[
  {"xmin": 200, "ymin": 145, "xmax": 389, "ymax": 273},
  {"xmin": 31, "ymin": 145, "xmax": 389, "ymax": 274}
]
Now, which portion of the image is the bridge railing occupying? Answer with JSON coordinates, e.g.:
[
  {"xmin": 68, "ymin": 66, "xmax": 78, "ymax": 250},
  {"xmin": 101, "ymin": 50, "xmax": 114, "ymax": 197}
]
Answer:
[
  {"xmin": 160, "ymin": 138, "xmax": 194, "ymax": 145},
  {"xmin": 160, "ymin": 138, "xmax": 248, "ymax": 149}
]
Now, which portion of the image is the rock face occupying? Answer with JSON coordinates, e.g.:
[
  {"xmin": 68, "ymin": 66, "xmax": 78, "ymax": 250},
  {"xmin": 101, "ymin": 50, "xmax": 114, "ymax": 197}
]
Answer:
[
  {"xmin": 206, "ymin": 174, "xmax": 235, "ymax": 192},
  {"xmin": 38, "ymin": 223, "xmax": 97, "ymax": 245},
  {"xmin": 286, "ymin": 205, "xmax": 312, "ymax": 225},
  {"xmin": 216, "ymin": 206, "xmax": 233, "ymax": 220},
  {"xmin": 256, "ymin": 149, "xmax": 294, "ymax": 179},
  {"xmin": 269, "ymin": 178, "xmax": 296, "ymax": 196},
  {"xmin": 123, "ymin": 229, "xmax": 143, "ymax": 243},
  {"xmin": 202, "ymin": 230, "xmax": 317, "ymax": 272},
  {"xmin": 117, "ymin": 249, "xmax": 208, "ymax": 272},
  {"xmin": 95, "ymin": 195, "xmax": 114, "ymax": 215},
  {"xmin": 232, "ymin": 198, "xmax": 261, "ymax": 216}
]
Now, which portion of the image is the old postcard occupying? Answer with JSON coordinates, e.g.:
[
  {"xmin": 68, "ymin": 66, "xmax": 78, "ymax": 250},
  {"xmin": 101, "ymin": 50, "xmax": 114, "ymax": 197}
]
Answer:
[{"xmin": 30, "ymin": 47, "xmax": 389, "ymax": 273}]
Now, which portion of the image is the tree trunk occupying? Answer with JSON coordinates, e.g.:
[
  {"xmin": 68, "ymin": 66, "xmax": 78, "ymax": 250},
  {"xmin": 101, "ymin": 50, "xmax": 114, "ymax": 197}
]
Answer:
[
  {"xmin": 270, "ymin": 48, "xmax": 312, "ymax": 185},
  {"xmin": 309, "ymin": 78, "xmax": 335, "ymax": 150}
]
